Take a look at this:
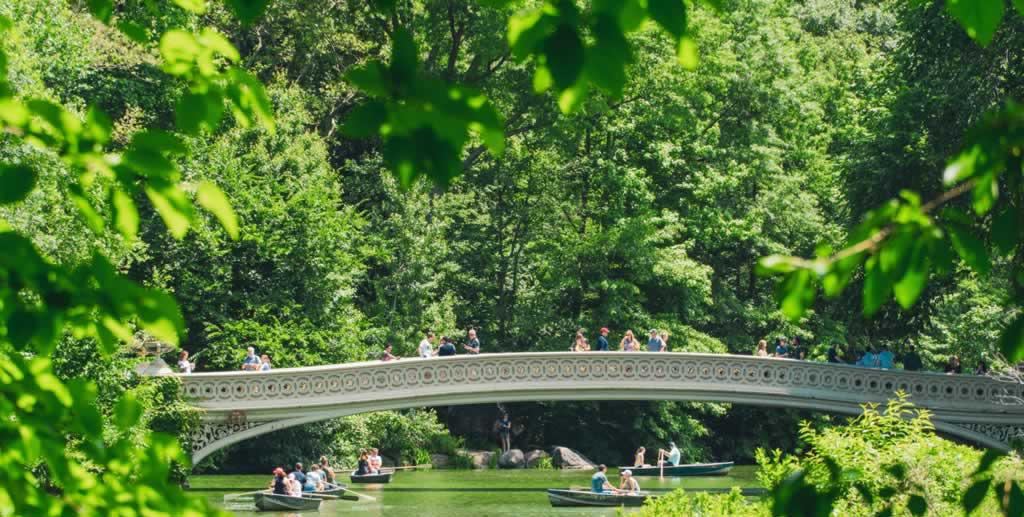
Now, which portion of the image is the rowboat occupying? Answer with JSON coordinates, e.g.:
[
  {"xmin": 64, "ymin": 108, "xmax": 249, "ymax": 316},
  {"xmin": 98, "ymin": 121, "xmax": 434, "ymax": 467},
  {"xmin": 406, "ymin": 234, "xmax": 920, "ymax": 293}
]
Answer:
[
  {"xmin": 349, "ymin": 469, "xmax": 393, "ymax": 483},
  {"xmin": 546, "ymin": 489, "xmax": 655, "ymax": 507},
  {"xmin": 253, "ymin": 492, "xmax": 322, "ymax": 511},
  {"xmin": 617, "ymin": 461, "xmax": 734, "ymax": 477}
]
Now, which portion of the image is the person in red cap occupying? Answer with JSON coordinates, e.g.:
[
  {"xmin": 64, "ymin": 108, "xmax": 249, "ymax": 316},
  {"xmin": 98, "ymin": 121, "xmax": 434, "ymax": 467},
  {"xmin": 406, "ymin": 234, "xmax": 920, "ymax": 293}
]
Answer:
[
  {"xmin": 270, "ymin": 467, "xmax": 288, "ymax": 495},
  {"xmin": 596, "ymin": 327, "xmax": 610, "ymax": 351}
]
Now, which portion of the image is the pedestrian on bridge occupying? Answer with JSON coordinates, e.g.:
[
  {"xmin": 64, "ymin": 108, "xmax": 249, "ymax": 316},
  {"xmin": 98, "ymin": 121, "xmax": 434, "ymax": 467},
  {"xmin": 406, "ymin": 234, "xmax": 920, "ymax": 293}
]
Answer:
[
  {"xmin": 596, "ymin": 327, "xmax": 610, "ymax": 351},
  {"xmin": 756, "ymin": 340, "xmax": 769, "ymax": 357},
  {"xmin": 380, "ymin": 343, "xmax": 400, "ymax": 361},
  {"xmin": 463, "ymin": 328, "xmax": 481, "ymax": 354},
  {"xmin": 241, "ymin": 346, "xmax": 260, "ymax": 370},
  {"xmin": 419, "ymin": 332, "xmax": 436, "ymax": 358},
  {"xmin": 648, "ymin": 329, "xmax": 666, "ymax": 352},
  {"xmin": 621, "ymin": 330, "xmax": 639, "ymax": 351}
]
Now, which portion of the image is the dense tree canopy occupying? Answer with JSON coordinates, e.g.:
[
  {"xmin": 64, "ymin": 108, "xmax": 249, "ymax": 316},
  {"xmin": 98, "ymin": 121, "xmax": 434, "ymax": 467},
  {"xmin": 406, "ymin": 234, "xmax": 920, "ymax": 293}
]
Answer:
[{"xmin": 2, "ymin": 0, "xmax": 1024, "ymax": 515}]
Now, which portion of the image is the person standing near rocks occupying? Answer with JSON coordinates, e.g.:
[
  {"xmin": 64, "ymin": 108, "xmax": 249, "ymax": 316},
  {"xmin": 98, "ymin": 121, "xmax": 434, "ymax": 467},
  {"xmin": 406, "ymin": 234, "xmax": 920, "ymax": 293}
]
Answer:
[{"xmin": 496, "ymin": 412, "xmax": 512, "ymax": 452}]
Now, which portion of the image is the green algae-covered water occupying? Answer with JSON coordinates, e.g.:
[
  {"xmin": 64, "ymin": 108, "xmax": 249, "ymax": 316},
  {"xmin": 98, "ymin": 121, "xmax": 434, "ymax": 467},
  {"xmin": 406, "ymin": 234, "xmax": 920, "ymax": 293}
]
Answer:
[{"xmin": 192, "ymin": 466, "xmax": 760, "ymax": 516}]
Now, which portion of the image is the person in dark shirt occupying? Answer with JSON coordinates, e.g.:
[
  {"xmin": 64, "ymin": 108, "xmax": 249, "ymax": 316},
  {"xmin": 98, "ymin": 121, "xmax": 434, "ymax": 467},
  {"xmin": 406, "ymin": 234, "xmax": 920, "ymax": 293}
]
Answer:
[
  {"xmin": 271, "ymin": 468, "xmax": 287, "ymax": 495},
  {"xmin": 902, "ymin": 345, "xmax": 922, "ymax": 371},
  {"xmin": 380, "ymin": 343, "xmax": 400, "ymax": 361},
  {"xmin": 944, "ymin": 355, "xmax": 962, "ymax": 374},
  {"xmin": 355, "ymin": 450, "xmax": 371, "ymax": 475},
  {"xmin": 596, "ymin": 327, "xmax": 610, "ymax": 351},
  {"xmin": 974, "ymin": 359, "xmax": 989, "ymax": 375},
  {"xmin": 437, "ymin": 337, "xmax": 457, "ymax": 356},
  {"xmin": 463, "ymin": 328, "xmax": 482, "ymax": 354},
  {"xmin": 827, "ymin": 343, "xmax": 843, "ymax": 363},
  {"xmin": 291, "ymin": 463, "xmax": 307, "ymax": 485}
]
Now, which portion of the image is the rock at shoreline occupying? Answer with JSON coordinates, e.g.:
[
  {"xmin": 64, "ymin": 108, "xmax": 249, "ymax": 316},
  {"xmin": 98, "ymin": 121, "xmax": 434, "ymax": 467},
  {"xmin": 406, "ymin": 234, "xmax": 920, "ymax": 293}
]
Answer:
[
  {"xmin": 498, "ymin": 449, "xmax": 525, "ymax": 469},
  {"xmin": 464, "ymin": 450, "xmax": 496, "ymax": 469},
  {"xmin": 551, "ymin": 447, "xmax": 596, "ymax": 470},
  {"xmin": 524, "ymin": 449, "xmax": 549, "ymax": 468},
  {"xmin": 430, "ymin": 453, "xmax": 449, "ymax": 468}
]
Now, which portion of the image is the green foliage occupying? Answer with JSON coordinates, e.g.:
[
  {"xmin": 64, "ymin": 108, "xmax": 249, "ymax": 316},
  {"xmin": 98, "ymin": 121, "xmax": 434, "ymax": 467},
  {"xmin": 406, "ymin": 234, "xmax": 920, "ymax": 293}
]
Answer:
[
  {"xmin": 535, "ymin": 456, "xmax": 554, "ymax": 470},
  {"xmin": 758, "ymin": 395, "xmax": 1024, "ymax": 516},
  {"xmin": 631, "ymin": 486, "xmax": 769, "ymax": 516}
]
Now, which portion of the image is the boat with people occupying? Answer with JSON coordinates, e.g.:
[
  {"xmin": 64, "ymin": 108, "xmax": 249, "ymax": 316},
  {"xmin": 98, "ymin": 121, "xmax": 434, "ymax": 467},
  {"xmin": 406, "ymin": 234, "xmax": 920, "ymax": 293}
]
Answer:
[
  {"xmin": 546, "ymin": 488, "xmax": 656, "ymax": 507},
  {"xmin": 349, "ymin": 469, "xmax": 393, "ymax": 483},
  {"xmin": 618, "ymin": 461, "xmax": 734, "ymax": 477},
  {"xmin": 253, "ymin": 492, "xmax": 323, "ymax": 511}
]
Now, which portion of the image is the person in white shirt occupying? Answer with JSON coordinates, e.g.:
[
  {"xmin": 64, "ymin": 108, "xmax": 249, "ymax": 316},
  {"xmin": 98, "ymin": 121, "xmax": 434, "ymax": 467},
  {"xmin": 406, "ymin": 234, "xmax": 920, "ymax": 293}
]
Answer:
[
  {"xmin": 419, "ymin": 332, "xmax": 436, "ymax": 358},
  {"xmin": 177, "ymin": 350, "xmax": 195, "ymax": 374},
  {"xmin": 369, "ymin": 448, "xmax": 383, "ymax": 474}
]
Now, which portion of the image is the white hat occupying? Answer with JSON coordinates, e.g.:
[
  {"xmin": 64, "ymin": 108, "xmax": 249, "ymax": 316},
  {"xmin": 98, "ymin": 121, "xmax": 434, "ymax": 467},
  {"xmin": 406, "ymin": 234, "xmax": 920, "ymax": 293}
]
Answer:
[{"xmin": 622, "ymin": 470, "xmax": 632, "ymax": 476}]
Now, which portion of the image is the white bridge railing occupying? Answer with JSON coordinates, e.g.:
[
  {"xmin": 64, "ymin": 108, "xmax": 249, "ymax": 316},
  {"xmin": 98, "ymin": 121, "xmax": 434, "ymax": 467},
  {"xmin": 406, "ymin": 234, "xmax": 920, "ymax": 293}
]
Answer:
[{"xmin": 178, "ymin": 352, "xmax": 1024, "ymax": 464}]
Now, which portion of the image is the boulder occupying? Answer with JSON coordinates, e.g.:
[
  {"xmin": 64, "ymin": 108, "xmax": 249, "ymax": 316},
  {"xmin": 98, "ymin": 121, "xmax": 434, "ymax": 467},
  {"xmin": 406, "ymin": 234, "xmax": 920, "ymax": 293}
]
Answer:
[
  {"xmin": 498, "ymin": 449, "xmax": 525, "ymax": 469},
  {"xmin": 430, "ymin": 453, "xmax": 449, "ymax": 469},
  {"xmin": 551, "ymin": 446, "xmax": 597, "ymax": 470},
  {"xmin": 524, "ymin": 449, "xmax": 550, "ymax": 468},
  {"xmin": 464, "ymin": 450, "xmax": 496, "ymax": 469}
]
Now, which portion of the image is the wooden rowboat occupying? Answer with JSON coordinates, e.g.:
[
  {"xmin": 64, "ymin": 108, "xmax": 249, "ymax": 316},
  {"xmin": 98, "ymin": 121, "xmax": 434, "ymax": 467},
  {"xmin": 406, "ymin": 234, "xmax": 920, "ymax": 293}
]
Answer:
[
  {"xmin": 349, "ymin": 469, "xmax": 393, "ymax": 483},
  {"xmin": 617, "ymin": 461, "xmax": 734, "ymax": 477},
  {"xmin": 253, "ymin": 492, "xmax": 322, "ymax": 511},
  {"xmin": 546, "ymin": 489, "xmax": 655, "ymax": 507}
]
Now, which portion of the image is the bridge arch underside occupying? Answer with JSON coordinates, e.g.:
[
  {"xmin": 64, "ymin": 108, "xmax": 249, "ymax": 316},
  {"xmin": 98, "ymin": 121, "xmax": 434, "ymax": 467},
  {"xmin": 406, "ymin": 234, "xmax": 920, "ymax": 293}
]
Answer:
[{"xmin": 189, "ymin": 385, "xmax": 1020, "ymax": 466}]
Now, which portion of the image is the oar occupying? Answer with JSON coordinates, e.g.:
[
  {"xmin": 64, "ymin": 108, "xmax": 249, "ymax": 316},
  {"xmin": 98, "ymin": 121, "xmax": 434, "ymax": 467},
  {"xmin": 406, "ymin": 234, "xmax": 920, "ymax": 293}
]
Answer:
[
  {"xmin": 339, "ymin": 486, "xmax": 376, "ymax": 501},
  {"xmin": 222, "ymin": 489, "xmax": 267, "ymax": 502},
  {"xmin": 388, "ymin": 464, "xmax": 431, "ymax": 470}
]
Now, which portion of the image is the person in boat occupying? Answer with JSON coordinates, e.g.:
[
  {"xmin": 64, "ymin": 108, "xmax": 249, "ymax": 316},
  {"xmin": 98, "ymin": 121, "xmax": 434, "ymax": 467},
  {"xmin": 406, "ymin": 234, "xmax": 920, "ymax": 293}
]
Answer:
[
  {"xmin": 657, "ymin": 441, "xmax": 681, "ymax": 466},
  {"xmin": 270, "ymin": 467, "xmax": 288, "ymax": 495},
  {"xmin": 355, "ymin": 450, "xmax": 371, "ymax": 476},
  {"xmin": 591, "ymin": 464, "xmax": 621, "ymax": 494},
  {"xmin": 319, "ymin": 456, "xmax": 336, "ymax": 484},
  {"xmin": 304, "ymin": 464, "xmax": 324, "ymax": 492},
  {"xmin": 618, "ymin": 470, "xmax": 640, "ymax": 494},
  {"xmin": 286, "ymin": 473, "xmax": 302, "ymax": 497},
  {"xmin": 291, "ymin": 463, "xmax": 307, "ymax": 485},
  {"xmin": 632, "ymin": 447, "xmax": 647, "ymax": 467},
  {"xmin": 369, "ymin": 448, "xmax": 383, "ymax": 473}
]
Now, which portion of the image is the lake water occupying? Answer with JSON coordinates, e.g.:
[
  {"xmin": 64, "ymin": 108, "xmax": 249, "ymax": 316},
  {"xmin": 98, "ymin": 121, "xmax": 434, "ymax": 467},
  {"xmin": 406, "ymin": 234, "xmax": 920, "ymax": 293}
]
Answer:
[{"xmin": 192, "ymin": 466, "xmax": 761, "ymax": 516}]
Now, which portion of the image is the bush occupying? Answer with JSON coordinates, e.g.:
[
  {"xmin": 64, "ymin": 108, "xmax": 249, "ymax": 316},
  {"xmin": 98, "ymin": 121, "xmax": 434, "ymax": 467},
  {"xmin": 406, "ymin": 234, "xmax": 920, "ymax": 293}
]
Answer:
[
  {"xmin": 631, "ymin": 487, "xmax": 769, "ymax": 517},
  {"xmin": 448, "ymin": 453, "xmax": 475, "ymax": 470},
  {"xmin": 429, "ymin": 433, "xmax": 465, "ymax": 456},
  {"xmin": 535, "ymin": 456, "xmax": 554, "ymax": 470},
  {"xmin": 758, "ymin": 393, "xmax": 1024, "ymax": 516}
]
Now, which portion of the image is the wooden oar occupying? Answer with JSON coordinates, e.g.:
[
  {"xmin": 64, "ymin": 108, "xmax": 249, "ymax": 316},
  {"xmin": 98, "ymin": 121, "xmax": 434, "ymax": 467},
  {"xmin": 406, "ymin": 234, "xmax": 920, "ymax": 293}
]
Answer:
[
  {"xmin": 342, "ymin": 485, "xmax": 378, "ymax": 501},
  {"xmin": 222, "ymin": 489, "xmax": 268, "ymax": 503}
]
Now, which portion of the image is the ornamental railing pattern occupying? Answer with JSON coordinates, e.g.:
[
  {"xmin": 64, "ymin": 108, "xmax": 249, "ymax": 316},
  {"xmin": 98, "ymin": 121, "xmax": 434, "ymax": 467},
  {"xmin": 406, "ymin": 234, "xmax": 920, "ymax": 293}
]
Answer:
[{"xmin": 178, "ymin": 352, "xmax": 1024, "ymax": 463}]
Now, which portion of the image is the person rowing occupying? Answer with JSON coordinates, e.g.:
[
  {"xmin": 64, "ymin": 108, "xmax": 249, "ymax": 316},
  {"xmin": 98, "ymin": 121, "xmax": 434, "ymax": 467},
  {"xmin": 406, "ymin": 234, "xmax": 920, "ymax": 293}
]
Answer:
[
  {"xmin": 618, "ymin": 470, "xmax": 640, "ymax": 494},
  {"xmin": 590, "ymin": 464, "xmax": 622, "ymax": 494},
  {"xmin": 319, "ymin": 455, "xmax": 336, "ymax": 484},
  {"xmin": 657, "ymin": 441, "xmax": 681, "ymax": 466},
  {"xmin": 270, "ymin": 467, "xmax": 288, "ymax": 495}
]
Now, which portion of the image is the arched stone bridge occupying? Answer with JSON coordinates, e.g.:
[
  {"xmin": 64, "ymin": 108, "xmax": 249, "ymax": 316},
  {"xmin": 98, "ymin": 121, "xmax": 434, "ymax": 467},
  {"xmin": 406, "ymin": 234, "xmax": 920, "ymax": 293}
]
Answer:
[{"xmin": 179, "ymin": 352, "xmax": 1024, "ymax": 465}]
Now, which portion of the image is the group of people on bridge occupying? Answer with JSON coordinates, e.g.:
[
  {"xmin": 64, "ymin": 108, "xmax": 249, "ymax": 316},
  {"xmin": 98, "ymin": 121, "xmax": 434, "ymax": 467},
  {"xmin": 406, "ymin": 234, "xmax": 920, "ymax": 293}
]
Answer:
[{"xmin": 175, "ymin": 326, "xmax": 998, "ymax": 378}]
